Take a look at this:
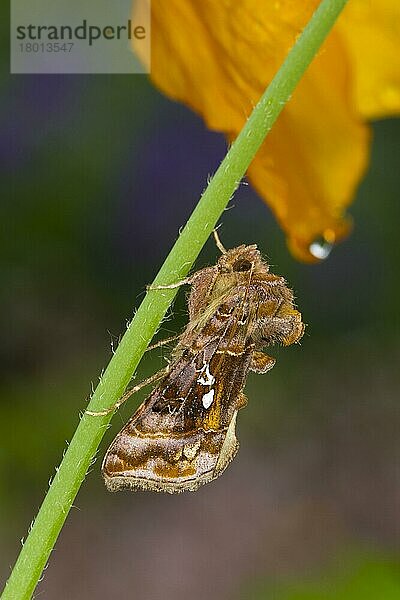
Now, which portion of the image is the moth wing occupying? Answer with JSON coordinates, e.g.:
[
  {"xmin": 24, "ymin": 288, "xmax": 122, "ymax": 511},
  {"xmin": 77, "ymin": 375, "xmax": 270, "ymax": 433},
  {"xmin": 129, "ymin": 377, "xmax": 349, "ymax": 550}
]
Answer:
[{"xmin": 102, "ymin": 339, "xmax": 251, "ymax": 493}]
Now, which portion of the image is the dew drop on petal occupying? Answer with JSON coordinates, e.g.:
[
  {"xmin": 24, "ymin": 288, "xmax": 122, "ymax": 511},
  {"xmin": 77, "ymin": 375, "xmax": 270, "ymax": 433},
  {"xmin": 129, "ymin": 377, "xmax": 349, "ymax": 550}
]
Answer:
[{"xmin": 308, "ymin": 237, "xmax": 333, "ymax": 261}]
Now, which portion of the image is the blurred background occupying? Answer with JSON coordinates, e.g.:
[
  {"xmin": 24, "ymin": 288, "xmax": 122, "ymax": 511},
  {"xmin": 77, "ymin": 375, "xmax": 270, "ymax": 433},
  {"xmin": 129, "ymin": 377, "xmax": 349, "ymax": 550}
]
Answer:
[{"xmin": 1, "ymin": 18, "xmax": 399, "ymax": 600}]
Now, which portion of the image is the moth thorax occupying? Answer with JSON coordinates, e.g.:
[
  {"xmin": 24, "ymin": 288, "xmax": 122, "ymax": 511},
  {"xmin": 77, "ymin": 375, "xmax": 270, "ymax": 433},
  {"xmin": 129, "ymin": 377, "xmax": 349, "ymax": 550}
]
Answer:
[{"xmin": 211, "ymin": 273, "xmax": 238, "ymax": 297}]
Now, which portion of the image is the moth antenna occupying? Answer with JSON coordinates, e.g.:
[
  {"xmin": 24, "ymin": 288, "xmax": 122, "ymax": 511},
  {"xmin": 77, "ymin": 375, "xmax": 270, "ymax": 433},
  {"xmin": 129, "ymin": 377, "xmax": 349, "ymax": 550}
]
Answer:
[
  {"xmin": 86, "ymin": 367, "xmax": 168, "ymax": 417},
  {"xmin": 213, "ymin": 229, "xmax": 227, "ymax": 254}
]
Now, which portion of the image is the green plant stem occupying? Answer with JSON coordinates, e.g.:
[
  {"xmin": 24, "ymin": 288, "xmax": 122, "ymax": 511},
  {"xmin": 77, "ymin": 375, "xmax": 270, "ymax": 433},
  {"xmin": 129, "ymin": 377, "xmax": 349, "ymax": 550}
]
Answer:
[{"xmin": 2, "ymin": 1, "xmax": 348, "ymax": 598}]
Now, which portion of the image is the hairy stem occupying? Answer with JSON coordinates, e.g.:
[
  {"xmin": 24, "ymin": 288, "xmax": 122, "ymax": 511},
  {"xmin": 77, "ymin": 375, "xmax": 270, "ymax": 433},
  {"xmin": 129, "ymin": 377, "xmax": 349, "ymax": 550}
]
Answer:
[{"xmin": 2, "ymin": 1, "xmax": 348, "ymax": 597}]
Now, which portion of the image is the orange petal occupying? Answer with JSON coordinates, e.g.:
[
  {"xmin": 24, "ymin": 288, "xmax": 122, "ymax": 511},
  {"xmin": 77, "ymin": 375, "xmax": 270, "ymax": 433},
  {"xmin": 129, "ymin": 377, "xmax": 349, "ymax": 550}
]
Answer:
[
  {"xmin": 133, "ymin": 1, "xmax": 373, "ymax": 260},
  {"xmin": 337, "ymin": 0, "xmax": 400, "ymax": 119},
  {"xmin": 135, "ymin": 0, "xmax": 317, "ymax": 132},
  {"xmin": 246, "ymin": 32, "xmax": 370, "ymax": 262}
]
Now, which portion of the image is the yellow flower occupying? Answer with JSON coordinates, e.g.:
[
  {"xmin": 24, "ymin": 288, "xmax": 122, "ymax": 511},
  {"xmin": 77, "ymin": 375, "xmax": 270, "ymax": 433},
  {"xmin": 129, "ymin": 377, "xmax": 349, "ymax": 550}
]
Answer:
[{"xmin": 134, "ymin": 0, "xmax": 400, "ymax": 261}]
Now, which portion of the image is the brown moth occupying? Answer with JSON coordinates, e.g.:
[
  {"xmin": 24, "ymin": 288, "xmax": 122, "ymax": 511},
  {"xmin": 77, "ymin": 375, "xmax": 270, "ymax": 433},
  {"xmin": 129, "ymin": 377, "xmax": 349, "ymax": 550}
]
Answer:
[{"xmin": 102, "ymin": 244, "xmax": 305, "ymax": 493}]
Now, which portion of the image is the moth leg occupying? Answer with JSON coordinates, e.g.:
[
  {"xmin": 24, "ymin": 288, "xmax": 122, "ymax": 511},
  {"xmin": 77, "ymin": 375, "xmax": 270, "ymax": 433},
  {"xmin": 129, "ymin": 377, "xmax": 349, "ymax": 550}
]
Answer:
[
  {"xmin": 250, "ymin": 351, "xmax": 276, "ymax": 373},
  {"xmin": 145, "ymin": 333, "xmax": 181, "ymax": 352},
  {"xmin": 147, "ymin": 276, "xmax": 193, "ymax": 291},
  {"xmin": 213, "ymin": 229, "xmax": 227, "ymax": 254},
  {"xmin": 85, "ymin": 366, "xmax": 168, "ymax": 417}
]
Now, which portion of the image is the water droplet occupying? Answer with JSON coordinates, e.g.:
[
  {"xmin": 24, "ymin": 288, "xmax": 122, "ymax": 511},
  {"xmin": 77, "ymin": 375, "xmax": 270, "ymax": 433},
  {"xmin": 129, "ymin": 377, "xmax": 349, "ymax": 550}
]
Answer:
[{"xmin": 308, "ymin": 237, "xmax": 333, "ymax": 260}]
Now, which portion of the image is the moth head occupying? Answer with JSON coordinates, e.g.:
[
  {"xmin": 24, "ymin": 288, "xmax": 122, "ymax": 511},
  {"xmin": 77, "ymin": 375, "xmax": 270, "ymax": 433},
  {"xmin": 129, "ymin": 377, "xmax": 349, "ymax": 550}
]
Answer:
[{"xmin": 218, "ymin": 245, "xmax": 267, "ymax": 274}]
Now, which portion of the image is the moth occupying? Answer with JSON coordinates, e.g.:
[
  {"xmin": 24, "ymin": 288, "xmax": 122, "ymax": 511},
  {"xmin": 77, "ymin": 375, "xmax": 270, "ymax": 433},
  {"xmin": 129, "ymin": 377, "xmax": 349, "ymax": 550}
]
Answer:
[{"xmin": 102, "ymin": 241, "xmax": 305, "ymax": 493}]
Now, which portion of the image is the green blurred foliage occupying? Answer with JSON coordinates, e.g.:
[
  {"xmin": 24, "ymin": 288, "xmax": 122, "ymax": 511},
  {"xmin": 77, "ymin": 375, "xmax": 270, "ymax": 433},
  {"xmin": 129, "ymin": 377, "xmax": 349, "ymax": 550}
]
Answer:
[{"xmin": 247, "ymin": 556, "xmax": 400, "ymax": 599}]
